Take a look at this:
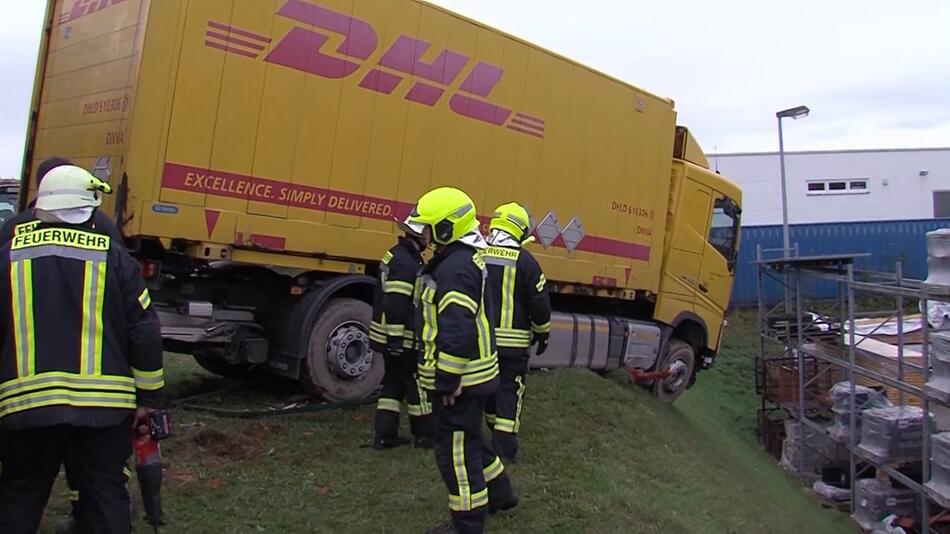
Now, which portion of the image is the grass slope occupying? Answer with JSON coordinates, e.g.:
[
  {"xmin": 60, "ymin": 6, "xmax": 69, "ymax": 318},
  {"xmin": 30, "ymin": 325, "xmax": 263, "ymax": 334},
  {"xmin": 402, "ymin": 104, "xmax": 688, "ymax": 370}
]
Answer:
[{"xmin": 38, "ymin": 311, "xmax": 851, "ymax": 533}]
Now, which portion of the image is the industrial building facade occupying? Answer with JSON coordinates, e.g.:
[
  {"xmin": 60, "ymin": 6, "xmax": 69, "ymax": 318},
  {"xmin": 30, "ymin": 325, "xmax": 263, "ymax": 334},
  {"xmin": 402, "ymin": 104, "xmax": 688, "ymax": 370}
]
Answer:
[{"xmin": 710, "ymin": 148, "xmax": 950, "ymax": 304}]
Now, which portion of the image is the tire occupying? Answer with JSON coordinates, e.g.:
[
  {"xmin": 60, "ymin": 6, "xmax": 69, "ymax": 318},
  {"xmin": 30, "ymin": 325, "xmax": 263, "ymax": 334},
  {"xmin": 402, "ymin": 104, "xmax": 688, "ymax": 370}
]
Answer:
[
  {"xmin": 193, "ymin": 352, "xmax": 252, "ymax": 378},
  {"xmin": 652, "ymin": 339, "xmax": 696, "ymax": 403},
  {"xmin": 299, "ymin": 298, "xmax": 384, "ymax": 402}
]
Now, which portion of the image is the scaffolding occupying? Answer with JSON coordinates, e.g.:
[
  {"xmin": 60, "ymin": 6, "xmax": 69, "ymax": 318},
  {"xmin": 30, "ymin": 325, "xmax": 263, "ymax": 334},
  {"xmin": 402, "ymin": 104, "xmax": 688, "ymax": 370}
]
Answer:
[{"xmin": 755, "ymin": 249, "xmax": 950, "ymax": 532}]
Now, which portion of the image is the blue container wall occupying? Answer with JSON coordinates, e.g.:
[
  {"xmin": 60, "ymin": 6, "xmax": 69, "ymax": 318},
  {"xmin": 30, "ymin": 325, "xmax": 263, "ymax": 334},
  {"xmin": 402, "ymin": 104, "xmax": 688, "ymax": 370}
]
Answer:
[{"xmin": 732, "ymin": 219, "xmax": 950, "ymax": 305}]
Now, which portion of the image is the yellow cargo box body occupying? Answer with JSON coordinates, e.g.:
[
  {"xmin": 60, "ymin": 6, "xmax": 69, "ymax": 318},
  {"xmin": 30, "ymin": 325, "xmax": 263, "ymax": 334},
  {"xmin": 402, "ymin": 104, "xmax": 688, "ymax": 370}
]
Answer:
[
  {"xmin": 27, "ymin": 0, "xmax": 677, "ymax": 295},
  {"xmin": 25, "ymin": 0, "xmax": 144, "ymax": 202}
]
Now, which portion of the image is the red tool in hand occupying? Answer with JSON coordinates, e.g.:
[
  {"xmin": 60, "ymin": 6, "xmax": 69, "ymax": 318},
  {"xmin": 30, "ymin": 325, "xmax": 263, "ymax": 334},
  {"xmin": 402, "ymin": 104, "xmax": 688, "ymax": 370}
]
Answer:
[{"xmin": 134, "ymin": 410, "xmax": 170, "ymax": 531}]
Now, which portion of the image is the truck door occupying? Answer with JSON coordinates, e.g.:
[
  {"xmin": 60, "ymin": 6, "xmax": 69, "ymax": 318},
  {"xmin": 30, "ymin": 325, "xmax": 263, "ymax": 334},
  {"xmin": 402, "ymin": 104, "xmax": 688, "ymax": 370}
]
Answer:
[
  {"xmin": 654, "ymin": 174, "xmax": 712, "ymax": 346},
  {"xmin": 662, "ymin": 178, "xmax": 712, "ymax": 296},
  {"xmin": 696, "ymin": 195, "xmax": 740, "ymax": 346}
]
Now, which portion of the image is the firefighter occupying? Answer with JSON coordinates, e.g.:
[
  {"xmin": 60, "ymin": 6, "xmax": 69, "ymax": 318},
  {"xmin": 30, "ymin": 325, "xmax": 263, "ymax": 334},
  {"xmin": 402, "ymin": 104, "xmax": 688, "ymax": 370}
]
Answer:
[
  {"xmin": 0, "ymin": 165, "xmax": 165, "ymax": 534},
  {"xmin": 370, "ymin": 218, "xmax": 433, "ymax": 449},
  {"xmin": 407, "ymin": 187, "xmax": 518, "ymax": 534},
  {"xmin": 483, "ymin": 202, "xmax": 551, "ymax": 462},
  {"xmin": 0, "ymin": 157, "xmax": 126, "ymax": 533}
]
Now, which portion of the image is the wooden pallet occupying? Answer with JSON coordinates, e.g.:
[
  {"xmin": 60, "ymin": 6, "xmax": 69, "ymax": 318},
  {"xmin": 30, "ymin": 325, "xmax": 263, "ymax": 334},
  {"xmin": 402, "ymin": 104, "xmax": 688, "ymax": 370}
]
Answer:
[{"xmin": 852, "ymin": 339, "xmax": 925, "ymax": 407}]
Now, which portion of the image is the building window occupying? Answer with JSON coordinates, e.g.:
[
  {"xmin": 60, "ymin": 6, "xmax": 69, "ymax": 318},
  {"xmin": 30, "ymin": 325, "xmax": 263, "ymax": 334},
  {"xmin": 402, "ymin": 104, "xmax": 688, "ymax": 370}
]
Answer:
[
  {"xmin": 934, "ymin": 191, "xmax": 950, "ymax": 218},
  {"xmin": 807, "ymin": 178, "xmax": 871, "ymax": 195}
]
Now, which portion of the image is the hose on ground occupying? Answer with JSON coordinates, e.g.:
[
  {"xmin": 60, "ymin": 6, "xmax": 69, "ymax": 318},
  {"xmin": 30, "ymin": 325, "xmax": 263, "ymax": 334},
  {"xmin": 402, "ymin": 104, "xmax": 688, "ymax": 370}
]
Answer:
[{"xmin": 169, "ymin": 378, "xmax": 376, "ymax": 419}]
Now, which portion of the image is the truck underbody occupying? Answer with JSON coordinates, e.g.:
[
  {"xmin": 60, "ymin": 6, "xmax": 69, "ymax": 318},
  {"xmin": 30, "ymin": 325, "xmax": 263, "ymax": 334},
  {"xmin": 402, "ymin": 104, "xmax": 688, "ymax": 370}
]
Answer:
[{"xmin": 146, "ymin": 248, "xmax": 712, "ymax": 404}]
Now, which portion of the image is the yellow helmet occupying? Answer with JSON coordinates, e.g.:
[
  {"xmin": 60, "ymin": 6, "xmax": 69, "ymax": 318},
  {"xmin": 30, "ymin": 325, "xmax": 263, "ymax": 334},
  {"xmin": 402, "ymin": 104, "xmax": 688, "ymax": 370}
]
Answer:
[
  {"xmin": 406, "ymin": 187, "xmax": 478, "ymax": 245},
  {"xmin": 35, "ymin": 165, "xmax": 112, "ymax": 211},
  {"xmin": 490, "ymin": 202, "xmax": 531, "ymax": 242}
]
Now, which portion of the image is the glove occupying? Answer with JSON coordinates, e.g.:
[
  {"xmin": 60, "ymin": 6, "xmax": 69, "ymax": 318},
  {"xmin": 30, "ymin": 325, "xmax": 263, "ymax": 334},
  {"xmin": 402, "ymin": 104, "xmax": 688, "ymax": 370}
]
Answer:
[{"xmin": 533, "ymin": 334, "xmax": 549, "ymax": 356}]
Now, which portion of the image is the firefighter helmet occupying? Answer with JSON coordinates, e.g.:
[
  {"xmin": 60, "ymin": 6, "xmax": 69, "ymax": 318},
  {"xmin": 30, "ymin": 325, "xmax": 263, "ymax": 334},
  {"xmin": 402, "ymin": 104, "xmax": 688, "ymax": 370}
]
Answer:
[
  {"xmin": 35, "ymin": 165, "xmax": 112, "ymax": 211},
  {"xmin": 406, "ymin": 187, "xmax": 478, "ymax": 245},
  {"xmin": 490, "ymin": 202, "xmax": 532, "ymax": 242}
]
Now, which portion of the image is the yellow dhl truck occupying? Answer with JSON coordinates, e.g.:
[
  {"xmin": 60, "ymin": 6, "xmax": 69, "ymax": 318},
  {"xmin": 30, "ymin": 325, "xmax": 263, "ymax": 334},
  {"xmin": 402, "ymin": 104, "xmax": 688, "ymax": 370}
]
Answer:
[{"xmin": 22, "ymin": 0, "xmax": 742, "ymax": 403}]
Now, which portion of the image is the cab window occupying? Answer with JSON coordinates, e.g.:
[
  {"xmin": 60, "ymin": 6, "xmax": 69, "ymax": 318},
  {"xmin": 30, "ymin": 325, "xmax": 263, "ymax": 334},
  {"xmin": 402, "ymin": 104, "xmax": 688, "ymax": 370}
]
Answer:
[
  {"xmin": 0, "ymin": 182, "xmax": 18, "ymax": 226},
  {"xmin": 708, "ymin": 197, "xmax": 740, "ymax": 266}
]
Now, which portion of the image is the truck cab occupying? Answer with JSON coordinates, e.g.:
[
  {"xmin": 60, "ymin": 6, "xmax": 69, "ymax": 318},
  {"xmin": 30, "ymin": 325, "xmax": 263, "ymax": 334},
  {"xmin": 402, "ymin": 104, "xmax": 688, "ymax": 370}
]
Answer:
[{"xmin": 652, "ymin": 128, "xmax": 742, "ymax": 400}]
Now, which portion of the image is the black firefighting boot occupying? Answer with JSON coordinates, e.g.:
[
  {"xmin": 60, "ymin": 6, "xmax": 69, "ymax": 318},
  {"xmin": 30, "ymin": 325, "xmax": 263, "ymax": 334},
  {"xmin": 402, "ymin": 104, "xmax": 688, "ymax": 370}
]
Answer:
[
  {"xmin": 491, "ymin": 431, "xmax": 519, "ymax": 463},
  {"xmin": 373, "ymin": 409, "xmax": 410, "ymax": 449},
  {"xmin": 487, "ymin": 473, "xmax": 519, "ymax": 514},
  {"xmin": 411, "ymin": 414, "xmax": 434, "ymax": 449},
  {"xmin": 440, "ymin": 508, "xmax": 488, "ymax": 534},
  {"xmin": 372, "ymin": 435, "xmax": 411, "ymax": 450}
]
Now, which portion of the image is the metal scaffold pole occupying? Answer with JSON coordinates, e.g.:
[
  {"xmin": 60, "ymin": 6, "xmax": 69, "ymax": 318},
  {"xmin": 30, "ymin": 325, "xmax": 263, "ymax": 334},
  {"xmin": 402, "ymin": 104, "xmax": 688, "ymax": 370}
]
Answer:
[
  {"xmin": 796, "ymin": 267, "xmax": 806, "ymax": 475},
  {"xmin": 896, "ymin": 262, "xmax": 906, "ymax": 408},
  {"xmin": 922, "ymin": 288, "xmax": 932, "ymax": 533},
  {"xmin": 757, "ymin": 245, "xmax": 766, "ymax": 371},
  {"xmin": 847, "ymin": 263, "xmax": 857, "ymax": 512}
]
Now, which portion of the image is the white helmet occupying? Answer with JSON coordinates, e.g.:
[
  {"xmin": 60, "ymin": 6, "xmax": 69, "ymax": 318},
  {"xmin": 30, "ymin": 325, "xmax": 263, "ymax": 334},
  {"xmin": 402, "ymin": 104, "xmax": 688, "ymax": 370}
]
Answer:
[{"xmin": 35, "ymin": 165, "xmax": 112, "ymax": 211}]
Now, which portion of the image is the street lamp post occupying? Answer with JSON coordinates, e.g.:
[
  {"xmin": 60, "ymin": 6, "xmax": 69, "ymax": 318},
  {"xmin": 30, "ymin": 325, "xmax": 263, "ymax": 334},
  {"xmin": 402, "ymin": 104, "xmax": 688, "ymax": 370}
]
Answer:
[{"xmin": 776, "ymin": 105, "xmax": 810, "ymax": 259}]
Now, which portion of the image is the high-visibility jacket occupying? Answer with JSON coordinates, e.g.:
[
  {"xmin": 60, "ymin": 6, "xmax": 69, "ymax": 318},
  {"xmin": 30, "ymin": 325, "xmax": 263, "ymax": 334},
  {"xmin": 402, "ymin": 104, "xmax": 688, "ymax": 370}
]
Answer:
[
  {"xmin": 0, "ymin": 221, "xmax": 164, "ymax": 430},
  {"xmin": 370, "ymin": 237, "xmax": 423, "ymax": 354},
  {"xmin": 416, "ymin": 242, "xmax": 499, "ymax": 396},
  {"xmin": 483, "ymin": 234, "xmax": 551, "ymax": 353}
]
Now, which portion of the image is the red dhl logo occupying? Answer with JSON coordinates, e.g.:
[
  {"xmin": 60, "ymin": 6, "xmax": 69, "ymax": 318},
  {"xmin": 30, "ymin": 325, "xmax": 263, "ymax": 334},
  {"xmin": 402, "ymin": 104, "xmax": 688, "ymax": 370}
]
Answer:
[
  {"xmin": 204, "ymin": 0, "xmax": 546, "ymax": 139},
  {"xmin": 60, "ymin": 0, "xmax": 126, "ymax": 24}
]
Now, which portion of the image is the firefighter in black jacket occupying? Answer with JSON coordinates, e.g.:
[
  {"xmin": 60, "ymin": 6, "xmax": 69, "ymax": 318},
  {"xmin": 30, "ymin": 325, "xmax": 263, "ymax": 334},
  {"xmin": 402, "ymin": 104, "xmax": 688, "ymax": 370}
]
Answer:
[
  {"xmin": 370, "ymin": 221, "xmax": 433, "ymax": 449},
  {"xmin": 483, "ymin": 203, "xmax": 551, "ymax": 461},
  {"xmin": 407, "ymin": 187, "xmax": 517, "ymax": 534},
  {"xmin": 0, "ymin": 165, "xmax": 164, "ymax": 534},
  {"xmin": 0, "ymin": 157, "xmax": 127, "ymax": 533}
]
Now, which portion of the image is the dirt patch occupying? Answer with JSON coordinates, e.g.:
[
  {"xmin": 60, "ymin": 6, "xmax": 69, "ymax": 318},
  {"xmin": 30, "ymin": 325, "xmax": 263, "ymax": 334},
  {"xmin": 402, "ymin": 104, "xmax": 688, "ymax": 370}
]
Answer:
[
  {"xmin": 244, "ymin": 420, "xmax": 286, "ymax": 440},
  {"xmin": 166, "ymin": 467, "xmax": 199, "ymax": 487},
  {"xmin": 164, "ymin": 467, "xmax": 226, "ymax": 493},
  {"xmin": 192, "ymin": 428, "xmax": 262, "ymax": 461}
]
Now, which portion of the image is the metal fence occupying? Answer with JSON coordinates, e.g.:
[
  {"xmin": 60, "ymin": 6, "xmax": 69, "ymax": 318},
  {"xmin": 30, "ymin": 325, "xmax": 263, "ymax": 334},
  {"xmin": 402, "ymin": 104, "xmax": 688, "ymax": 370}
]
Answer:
[{"xmin": 732, "ymin": 218, "xmax": 950, "ymax": 305}]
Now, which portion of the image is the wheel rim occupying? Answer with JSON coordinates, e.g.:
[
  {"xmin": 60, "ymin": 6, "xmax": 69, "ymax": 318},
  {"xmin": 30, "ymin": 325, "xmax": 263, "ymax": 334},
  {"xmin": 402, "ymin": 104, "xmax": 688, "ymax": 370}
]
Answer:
[
  {"xmin": 325, "ymin": 320, "xmax": 373, "ymax": 380},
  {"xmin": 662, "ymin": 359, "xmax": 689, "ymax": 393}
]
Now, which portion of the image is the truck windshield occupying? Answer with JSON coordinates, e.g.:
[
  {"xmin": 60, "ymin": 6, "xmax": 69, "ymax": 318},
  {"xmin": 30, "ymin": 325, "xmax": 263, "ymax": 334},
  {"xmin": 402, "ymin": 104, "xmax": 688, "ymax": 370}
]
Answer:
[
  {"xmin": 0, "ymin": 187, "xmax": 17, "ymax": 226},
  {"xmin": 709, "ymin": 197, "xmax": 740, "ymax": 266}
]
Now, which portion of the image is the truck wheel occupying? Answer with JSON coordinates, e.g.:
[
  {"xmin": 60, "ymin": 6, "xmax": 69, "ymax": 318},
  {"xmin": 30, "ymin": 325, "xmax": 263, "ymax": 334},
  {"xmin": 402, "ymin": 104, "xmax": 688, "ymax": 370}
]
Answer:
[
  {"xmin": 299, "ymin": 298, "xmax": 383, "ymax": 402},
  {"xmin": 653, "ymin": 339, "xmax": 696, "ymax": 403},
  {"xmin": 192, "ymin": 352, "xmax": 252, "ymax": 378}
]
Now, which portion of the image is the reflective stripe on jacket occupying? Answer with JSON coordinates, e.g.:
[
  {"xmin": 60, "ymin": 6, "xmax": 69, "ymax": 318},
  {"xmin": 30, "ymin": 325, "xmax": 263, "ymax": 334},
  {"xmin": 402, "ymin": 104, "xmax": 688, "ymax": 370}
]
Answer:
[
  {"xmin": 417, "ymin": 242, "xmax": 499, "ymax": 395},
  {"xmin": 0, "ymin": 221, "xmax": 164, "ymax": 430},
  {"xmin": 370, "ymin": 238, "xmax": 423, "ymax": 354},
  {"xmin": 483, "ymin": 240, "xmax": 551, "ymax": 352}
]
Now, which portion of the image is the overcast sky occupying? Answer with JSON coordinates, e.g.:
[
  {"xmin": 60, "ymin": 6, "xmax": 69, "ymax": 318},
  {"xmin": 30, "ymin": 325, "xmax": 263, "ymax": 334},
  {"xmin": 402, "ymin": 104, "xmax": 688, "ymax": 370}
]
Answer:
[{"xmin": 1, "ymin": 1, "xmax": 947, "ymax": 177}]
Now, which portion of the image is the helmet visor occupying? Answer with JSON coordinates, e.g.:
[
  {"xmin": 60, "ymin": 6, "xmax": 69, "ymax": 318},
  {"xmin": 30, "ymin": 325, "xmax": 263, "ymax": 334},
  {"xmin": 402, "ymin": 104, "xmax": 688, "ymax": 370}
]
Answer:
[{"xmin": 397, "ymin": 219, "xmax": 426, "ymax": 237}]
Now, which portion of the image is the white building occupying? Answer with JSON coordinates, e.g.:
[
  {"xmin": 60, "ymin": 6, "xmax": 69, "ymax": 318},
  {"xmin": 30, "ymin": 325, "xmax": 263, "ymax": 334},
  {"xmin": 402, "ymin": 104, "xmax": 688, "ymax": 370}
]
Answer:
[{"xmin": 709, "ymin": 148, "xmax": 950, "ymax": 227}]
